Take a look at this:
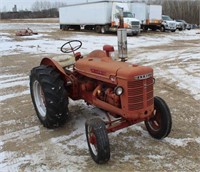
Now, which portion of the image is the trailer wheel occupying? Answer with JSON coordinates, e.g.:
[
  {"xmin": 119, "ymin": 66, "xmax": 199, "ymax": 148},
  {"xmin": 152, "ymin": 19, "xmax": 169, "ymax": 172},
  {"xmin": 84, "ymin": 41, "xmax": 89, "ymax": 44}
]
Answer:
[
  {"xmin": 30, "ymin": 65, "xmax": 69, "ymax": 128},
  {"xmin": 151, "ymin": 27, "xmax": 157, "ymax": 31},
  {"xmin": 95, "ymin": 25, "xmax": 101, "ymax": 33},
  {"xmin": 61, "ymin": 25, "xmax": 69, "ymax": 31},
  {"xmin": 145, "ymin": 96, "xmax": 172, "ymax": 139},
  {"xmin": 85, "ymin": 118, "xmax": 110, "ymax": 164},
  {"xmin": 100, "ymin": 25, "xmax": 109, "ymax": 34},
  {"xmin": 143, "ymin": 26, "xmax": 148, "ymax": 31}
]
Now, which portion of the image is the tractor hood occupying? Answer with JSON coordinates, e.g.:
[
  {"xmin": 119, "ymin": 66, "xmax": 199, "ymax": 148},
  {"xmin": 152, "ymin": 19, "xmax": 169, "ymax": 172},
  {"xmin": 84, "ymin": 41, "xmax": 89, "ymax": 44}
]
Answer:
[{"xmin": 75, "ymin": 56, "xmax": 153, "ymax": 84}]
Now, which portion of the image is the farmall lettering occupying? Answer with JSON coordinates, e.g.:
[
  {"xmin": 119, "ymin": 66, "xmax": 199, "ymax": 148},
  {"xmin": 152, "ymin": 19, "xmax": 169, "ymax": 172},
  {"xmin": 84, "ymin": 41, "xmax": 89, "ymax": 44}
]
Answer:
[
  {"xmin": 135, "ymin": 73, "xmax": 153, "ymax": 80},
  {"xmin": 91, "ymin": 68, "xmax": 106, "ymax": 75}
]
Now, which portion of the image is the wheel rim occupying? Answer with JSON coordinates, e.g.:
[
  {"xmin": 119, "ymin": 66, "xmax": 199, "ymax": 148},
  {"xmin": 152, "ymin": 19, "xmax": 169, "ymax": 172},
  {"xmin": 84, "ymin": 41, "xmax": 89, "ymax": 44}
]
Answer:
[
  {"xmin": 87, "ymin": 126, "xmax": 98, "ymax": 156},
  {"xmin": 101, "ymin": 27, "xmax": 105, "ymax": 34},
  {"xmin": 33, "ymin": 80, "xmax": 46, "ymax": 118},
  {"xmin": 147, "ymin": 109, "xmax": 161, "ymax": 131}
]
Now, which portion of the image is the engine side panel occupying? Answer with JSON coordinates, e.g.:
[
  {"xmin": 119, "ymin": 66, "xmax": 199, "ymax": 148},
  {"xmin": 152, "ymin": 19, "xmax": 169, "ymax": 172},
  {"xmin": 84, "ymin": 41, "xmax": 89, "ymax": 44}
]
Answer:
[
  {"xmin": 75, "ymin": 56, "xmax": 154, "ymax": 120},
  {"xmin": 75, "ymin": 56, "xmax": 122, "ymax": 84}
]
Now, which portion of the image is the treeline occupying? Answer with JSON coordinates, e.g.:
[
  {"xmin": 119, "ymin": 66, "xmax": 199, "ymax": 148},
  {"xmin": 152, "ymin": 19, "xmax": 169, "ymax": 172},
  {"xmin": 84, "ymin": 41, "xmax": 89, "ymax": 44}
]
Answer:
[
  {"xmin": 149, "ymin": 0, "xmax": 200, "ymax": 24},
  {"xmin": 0, "ymin": 0, "xmax": 65, "ymax": 19},
  {"xmin": 162, "ymin": 0, "xmax": 200, "ymax": 24},
  {"xmin": 31, "ymin": 1, "xmax": 66, "ymax": 11},
  {"xmin": 0, "ymin": 9, "xmax": 58, "ymax": 19},
  {"xmin": 1, "ymin": 0, "xmax": 200, "ymax": 24}
]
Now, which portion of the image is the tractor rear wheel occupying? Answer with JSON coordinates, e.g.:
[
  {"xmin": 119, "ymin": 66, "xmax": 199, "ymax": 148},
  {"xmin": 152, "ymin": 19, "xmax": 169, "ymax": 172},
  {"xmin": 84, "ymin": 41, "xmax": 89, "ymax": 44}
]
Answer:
[
  {"xmin": 145, "ymin": 96, "xmax": 172, "ymax": 139},
  {"xmin": 85, "ymin": 118, "xmax": 110, "ymax": 164},
  {"xmin": 30, "ymin": 65, "xmax": 69, "ymax": 128}
]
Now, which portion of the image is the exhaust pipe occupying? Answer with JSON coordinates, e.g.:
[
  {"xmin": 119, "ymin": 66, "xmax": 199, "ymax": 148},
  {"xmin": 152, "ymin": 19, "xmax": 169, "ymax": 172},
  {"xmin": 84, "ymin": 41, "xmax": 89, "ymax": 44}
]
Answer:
[{"xmin": 117, "ymin": 28, "xmax": 127, "ymax": 62}]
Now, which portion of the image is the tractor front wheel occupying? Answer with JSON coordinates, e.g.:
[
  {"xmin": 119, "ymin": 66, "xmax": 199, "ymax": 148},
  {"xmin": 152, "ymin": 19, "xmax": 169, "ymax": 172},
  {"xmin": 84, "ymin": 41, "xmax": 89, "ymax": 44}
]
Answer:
[
  {"xmin": 30, "ymin": 65, "xmax": 69, "ymax": 128},
  {"xmin": 85, "ymin": 118, "xmax": 110, "ymax": 164},
  {"xmin": 145, "ymin": 96, "xmax": 172, "ymax": 139}
]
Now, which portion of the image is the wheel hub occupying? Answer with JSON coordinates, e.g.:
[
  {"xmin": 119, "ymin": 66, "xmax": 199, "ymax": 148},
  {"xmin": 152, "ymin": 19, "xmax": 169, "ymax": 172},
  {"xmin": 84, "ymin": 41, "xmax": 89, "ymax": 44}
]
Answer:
[
  {"xmin": 89, "ymin": 135, "xmax": 96, "ymax": 145},
  {"xmin": 33, "ymin": 80, "xmax": 46, "ymax": 118}
]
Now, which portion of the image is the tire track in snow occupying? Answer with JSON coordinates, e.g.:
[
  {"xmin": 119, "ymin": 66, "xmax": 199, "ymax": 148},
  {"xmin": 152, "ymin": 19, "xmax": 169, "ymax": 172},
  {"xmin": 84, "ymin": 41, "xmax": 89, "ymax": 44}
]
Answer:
[
  {"xmin": 0, "ymin": 126, "xmax": 40, "ymax": 143},
  {"xmin": 0, "ymin": 74, "xmax": 29, "ymax": 101}
]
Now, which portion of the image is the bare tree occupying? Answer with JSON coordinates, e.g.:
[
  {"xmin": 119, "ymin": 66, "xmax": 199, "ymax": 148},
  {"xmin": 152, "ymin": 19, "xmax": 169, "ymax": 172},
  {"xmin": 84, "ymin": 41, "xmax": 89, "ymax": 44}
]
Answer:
[
  {"xmin": 162, "ymin": 0, "xmax": 199, "ymax": 24},
  {"xmin": 32, "ymin": 1, "xmax": 41, "ymax": 11},
  {"xmin": 31, "ymin": 1, "xmax": 66, "ymax": 11}
]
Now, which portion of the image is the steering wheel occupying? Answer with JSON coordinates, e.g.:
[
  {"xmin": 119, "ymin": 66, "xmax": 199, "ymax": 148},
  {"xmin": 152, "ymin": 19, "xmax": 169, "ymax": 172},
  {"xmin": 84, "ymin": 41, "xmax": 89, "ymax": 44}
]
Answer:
[{"xmin": 61, "ymin": 40, "xmax": 82, "ymax": 54}]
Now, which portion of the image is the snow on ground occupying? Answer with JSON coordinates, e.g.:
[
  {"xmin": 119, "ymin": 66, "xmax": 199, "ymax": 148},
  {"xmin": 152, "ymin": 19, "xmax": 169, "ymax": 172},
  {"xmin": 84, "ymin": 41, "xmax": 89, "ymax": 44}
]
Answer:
[
  {"xmin": 0, "ymin": 74, "xmax": 29, "ymax": 101},
  {"xmin": 0, "ymin": 22, "xmax": 200, "ymax": 171},
  {"xmin": 0, "ymin": 23, "xmax": 59, "ymax": 32},
  {"xmin": 1, "ymin": 25, "xmax": 200, "ymax": 100}
]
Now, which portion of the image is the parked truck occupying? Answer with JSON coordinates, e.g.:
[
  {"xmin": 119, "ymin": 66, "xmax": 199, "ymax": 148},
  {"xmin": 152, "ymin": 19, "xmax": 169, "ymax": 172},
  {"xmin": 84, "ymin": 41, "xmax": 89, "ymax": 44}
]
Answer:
[
  {"xmin": 128, "ymin": 2, "xmax": 162, "ymax": 31},
  {"xmin": 59, "ymin": 1, "xmax": 140, "ymax": 35},
  {"xmin": 161, "ymin": 15, "xmax": 177, "ymax": 32}
]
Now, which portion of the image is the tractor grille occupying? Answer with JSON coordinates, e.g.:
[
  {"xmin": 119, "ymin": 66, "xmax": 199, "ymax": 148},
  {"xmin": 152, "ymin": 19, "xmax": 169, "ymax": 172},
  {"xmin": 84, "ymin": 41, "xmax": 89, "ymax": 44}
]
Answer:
[{"xmin": 127, "ymin": 77, "xmax": 154, "ymax": 111}]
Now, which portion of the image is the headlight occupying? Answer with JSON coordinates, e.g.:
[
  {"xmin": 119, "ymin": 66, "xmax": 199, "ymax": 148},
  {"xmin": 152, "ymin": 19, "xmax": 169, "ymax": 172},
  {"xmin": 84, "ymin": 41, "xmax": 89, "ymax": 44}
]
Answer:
[{"xmin": 114, "ymin": 86, "xmax": 123, "ymax": 96}]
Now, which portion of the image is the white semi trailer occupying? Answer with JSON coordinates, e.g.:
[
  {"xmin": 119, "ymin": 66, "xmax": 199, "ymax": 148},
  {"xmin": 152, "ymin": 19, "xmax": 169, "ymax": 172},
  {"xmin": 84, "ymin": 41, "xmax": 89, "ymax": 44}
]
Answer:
[
  {"xmin": 59, "ymin": 1, "xmax": 140, "ymax": 35},
  {"xmin": 128, "ymin": 2, "xmax": 162, "ymax": 31}
]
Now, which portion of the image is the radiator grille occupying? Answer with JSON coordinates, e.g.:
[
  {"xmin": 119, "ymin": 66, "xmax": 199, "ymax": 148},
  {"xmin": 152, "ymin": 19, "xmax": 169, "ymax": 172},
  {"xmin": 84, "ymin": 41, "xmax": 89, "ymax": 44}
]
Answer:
[
  {"xmin": 131, "ymin": 21, "xmax": 140, "ymax": 25},
  {"xmin": 127, "ymin": 77, "xmax": 154, "ymax": 111}
]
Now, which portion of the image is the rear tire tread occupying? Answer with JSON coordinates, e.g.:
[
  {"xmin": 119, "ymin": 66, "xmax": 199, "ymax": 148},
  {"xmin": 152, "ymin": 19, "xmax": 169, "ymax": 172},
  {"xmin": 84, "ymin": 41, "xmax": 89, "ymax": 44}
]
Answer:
[{"xmin": 30, "ymin": 65, "xmax": 69, "ymax": 128}]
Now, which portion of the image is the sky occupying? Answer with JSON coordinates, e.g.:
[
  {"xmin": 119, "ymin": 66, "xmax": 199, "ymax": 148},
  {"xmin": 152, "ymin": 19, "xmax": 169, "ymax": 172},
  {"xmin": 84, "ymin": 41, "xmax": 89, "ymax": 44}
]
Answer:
[
  {"xmin": 0, "ymin": 0, "xmax": 63, "ymax": 11},
  {"xmin": 0, "ymin": 0, "xmax": 108, "ymax": 12}
]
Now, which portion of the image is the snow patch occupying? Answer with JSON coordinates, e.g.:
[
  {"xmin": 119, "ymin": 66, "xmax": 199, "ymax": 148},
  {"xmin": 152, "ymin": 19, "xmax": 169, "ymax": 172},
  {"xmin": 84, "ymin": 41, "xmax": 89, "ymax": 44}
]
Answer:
[
  {"xmin": 0, "ymin": 126, "xmax": 40, "ymax": 143},
  {"xmin": 146, "ymin": 154, "xmax": 164, "ymax": 160},
  {"xmin": 164, "ymin": 137, "xmax": 200, "ymax": 147},
  {"xmin": 0, "ymin": 89, "xmax": 30, "ymax": 101}
]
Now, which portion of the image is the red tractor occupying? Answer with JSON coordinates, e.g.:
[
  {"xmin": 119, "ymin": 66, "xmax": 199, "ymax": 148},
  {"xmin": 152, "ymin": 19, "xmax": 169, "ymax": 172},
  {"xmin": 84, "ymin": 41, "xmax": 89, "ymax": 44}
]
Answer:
[{"xmin": 30, "ymin": 40, "xmax": 172, "ymax": 164}]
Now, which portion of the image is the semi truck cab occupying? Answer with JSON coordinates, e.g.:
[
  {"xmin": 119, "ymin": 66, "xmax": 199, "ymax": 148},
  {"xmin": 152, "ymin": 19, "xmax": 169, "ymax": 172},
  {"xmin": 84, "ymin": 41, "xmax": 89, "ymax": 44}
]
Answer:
[
  {"xmin": 111, "ymin": 3, "xmax": 140, "ymax": 35},
  {"xmin": 123, "ymin": 11, "xmax": 140, "ymax": 35}
]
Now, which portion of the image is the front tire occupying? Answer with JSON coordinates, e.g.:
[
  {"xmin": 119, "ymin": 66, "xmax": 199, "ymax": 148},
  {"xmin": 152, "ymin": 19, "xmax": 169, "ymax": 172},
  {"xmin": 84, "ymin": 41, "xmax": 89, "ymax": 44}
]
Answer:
[
  {"xmin": 95, "ymin": 25, "xmax": 101, "ymax": 33},
  {"xmin": 145, "ymin": 96, "xmax": 172, "ymax": 139},
  {"xmin": 85, "ymin": 118, "xmax": 110, "ymax": 164},
  {"xmin": 30, "ymin": 65, "xmax": 69, "ymax": 128},
  {"xmin": 160, "ymin": 26, "xmax": 165, "ymax": 32},
  {"xmin": 143, "ymin": 26, "xmax": 148, "ymax": 31}
]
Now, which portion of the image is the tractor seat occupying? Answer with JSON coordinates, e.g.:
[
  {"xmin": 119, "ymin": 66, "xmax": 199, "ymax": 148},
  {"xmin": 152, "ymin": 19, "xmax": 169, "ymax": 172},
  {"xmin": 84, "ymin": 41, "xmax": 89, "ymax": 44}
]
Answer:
[{"xmin": 52, "ymin": 55, "xmax": 75, "ymax": 67}]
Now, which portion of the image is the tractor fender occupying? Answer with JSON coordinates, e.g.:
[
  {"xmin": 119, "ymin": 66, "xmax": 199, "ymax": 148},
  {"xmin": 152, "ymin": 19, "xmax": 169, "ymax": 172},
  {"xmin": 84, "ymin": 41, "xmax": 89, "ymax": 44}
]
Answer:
[
  {"xmin": 40, "ymin": 57, "xmax": 67, "ymax": 77},
  {"xmin": 41, "ymin": 57, "xmax": 79, "ymax": 99}
]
